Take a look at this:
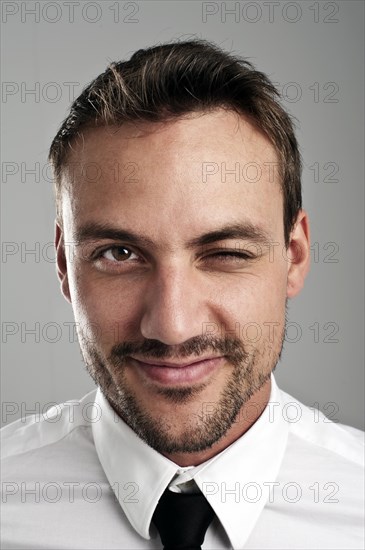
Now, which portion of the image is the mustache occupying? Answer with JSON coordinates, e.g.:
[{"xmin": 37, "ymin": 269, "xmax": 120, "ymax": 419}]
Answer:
[{"xmin": 108, "ymin": 334, "xmax": 250, "ymax": 368}]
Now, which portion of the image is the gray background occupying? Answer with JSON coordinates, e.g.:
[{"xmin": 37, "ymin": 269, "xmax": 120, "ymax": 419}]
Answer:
[{"xmin": 1, "ymin": 0, "xmax": 364, "ymax": 429}]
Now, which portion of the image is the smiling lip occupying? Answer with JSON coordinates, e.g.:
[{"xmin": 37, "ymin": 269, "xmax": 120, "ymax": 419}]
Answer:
[{"xmin": 129, "ymin": 356, "xmax": 225, "ymax": 385}]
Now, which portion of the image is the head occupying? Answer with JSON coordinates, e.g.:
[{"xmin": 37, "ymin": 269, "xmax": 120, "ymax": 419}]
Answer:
[{"xmin": 50, "ymin": 39, "xmax": 310, "ymax": 464}]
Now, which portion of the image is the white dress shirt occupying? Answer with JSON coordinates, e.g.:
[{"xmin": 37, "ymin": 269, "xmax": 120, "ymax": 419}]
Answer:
[{"xmin": 1, "ymin": 375, "xmax": 364, "ymax": 549}]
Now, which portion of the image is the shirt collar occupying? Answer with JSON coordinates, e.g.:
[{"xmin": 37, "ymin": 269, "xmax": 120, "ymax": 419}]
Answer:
[{"xmin": 92, "ymin": 374, "xmax": 289, "ymax": 549}]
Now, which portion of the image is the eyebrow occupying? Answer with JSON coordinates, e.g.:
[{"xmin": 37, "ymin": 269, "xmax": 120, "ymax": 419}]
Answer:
[{"xmin": 74, "ymin": 221, "xmax": 273, "ymax": 250}]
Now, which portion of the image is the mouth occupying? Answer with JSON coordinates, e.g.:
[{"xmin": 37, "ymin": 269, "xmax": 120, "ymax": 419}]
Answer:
[{"xmin": 129, "ymin": 356, "xmax": 225, "ymax": 385}]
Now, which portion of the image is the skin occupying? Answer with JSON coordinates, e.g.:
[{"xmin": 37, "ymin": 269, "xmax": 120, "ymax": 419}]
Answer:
[{"xmin": 55, "ymin": 108, "xmax": 310, "ymax": 466}]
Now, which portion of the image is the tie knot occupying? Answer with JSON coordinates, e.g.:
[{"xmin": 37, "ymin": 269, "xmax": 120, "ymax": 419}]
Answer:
[{"xmin": 152, "ymin": 487, "xmax": 215, "ymax": 550}]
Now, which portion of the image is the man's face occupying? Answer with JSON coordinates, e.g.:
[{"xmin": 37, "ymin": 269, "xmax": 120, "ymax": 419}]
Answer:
[{"xmin": 56, "ymin": 109, "xmax": 309, "ymax": 463}]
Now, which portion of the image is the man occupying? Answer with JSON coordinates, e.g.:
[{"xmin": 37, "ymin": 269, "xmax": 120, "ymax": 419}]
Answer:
[{"xmin": 1, "ymin": 39, "xmax": 363, "ymax": 549}]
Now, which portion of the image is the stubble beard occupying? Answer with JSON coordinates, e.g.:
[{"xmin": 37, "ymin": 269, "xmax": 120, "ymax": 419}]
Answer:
[{"xmin": 77, "ymin": 328, "xmax": 285, "ymax": 455}]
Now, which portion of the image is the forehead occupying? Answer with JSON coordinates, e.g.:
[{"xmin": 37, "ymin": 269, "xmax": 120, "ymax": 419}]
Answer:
[
  {"xmin": 61, "ymin": 109, "xmax": 283, "ymax": 243},
  {"xmin": 66, "ymin": 108, "xmax": 277, "ymax": 171}
]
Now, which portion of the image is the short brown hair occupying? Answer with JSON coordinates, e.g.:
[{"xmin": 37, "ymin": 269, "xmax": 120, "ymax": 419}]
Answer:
[{"xmin": 48, "ymin": 38, "xmax": 302, "ymax": 245}]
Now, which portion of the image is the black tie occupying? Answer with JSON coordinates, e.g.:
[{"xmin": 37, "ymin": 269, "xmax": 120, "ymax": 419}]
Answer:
[{"xmin": 152, "ymin": 487, "xmax": 215, "ymax": 550}]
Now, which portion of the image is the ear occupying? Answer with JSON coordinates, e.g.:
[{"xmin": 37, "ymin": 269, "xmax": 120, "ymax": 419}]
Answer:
[
  {"xmin": 286, "ymin": 209, "xmax": 310, "ymax": 298},
  {"xmin": 55, "ymin": 221, "xmax": 72, "ymax": 304}
]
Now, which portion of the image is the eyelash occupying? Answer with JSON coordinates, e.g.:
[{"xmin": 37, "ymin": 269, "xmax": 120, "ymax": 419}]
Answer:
[{"xmin": 92, "ymin": 246, "xmax": 253, "ymax": 266}]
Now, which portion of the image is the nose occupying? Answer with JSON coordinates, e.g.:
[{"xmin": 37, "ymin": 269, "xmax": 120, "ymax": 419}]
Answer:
[{"xmin": 139, "ymin": 262, "xmax": 208, "ymax": 345}]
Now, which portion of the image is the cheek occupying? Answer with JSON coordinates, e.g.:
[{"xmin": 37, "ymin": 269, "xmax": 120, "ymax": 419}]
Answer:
[
  {"xmin": 215, "ymin": 262, "xmax": 287, "ymax": 317},
  {"xmin": 219, "ymin": 288, "xmax": 286, "ymax": 333},
  {"xmin": 69, "ymin": 271, "xmax": 143, "ymax": 346}
]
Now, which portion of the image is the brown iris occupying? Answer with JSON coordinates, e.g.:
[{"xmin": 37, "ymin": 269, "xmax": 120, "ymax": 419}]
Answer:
[{"xmin": 109, "ymin": 247, "xmax": 132, "ymax": 261}]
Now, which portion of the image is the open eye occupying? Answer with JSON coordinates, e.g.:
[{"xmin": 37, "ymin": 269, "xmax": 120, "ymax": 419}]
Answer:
[
  {"xmin": 101, "ymin": 246, "xmax": 137, "ymax": 262},
  {"xmin": 92, "ymin": 245, "xmax": 142, "ymax": 266}
]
